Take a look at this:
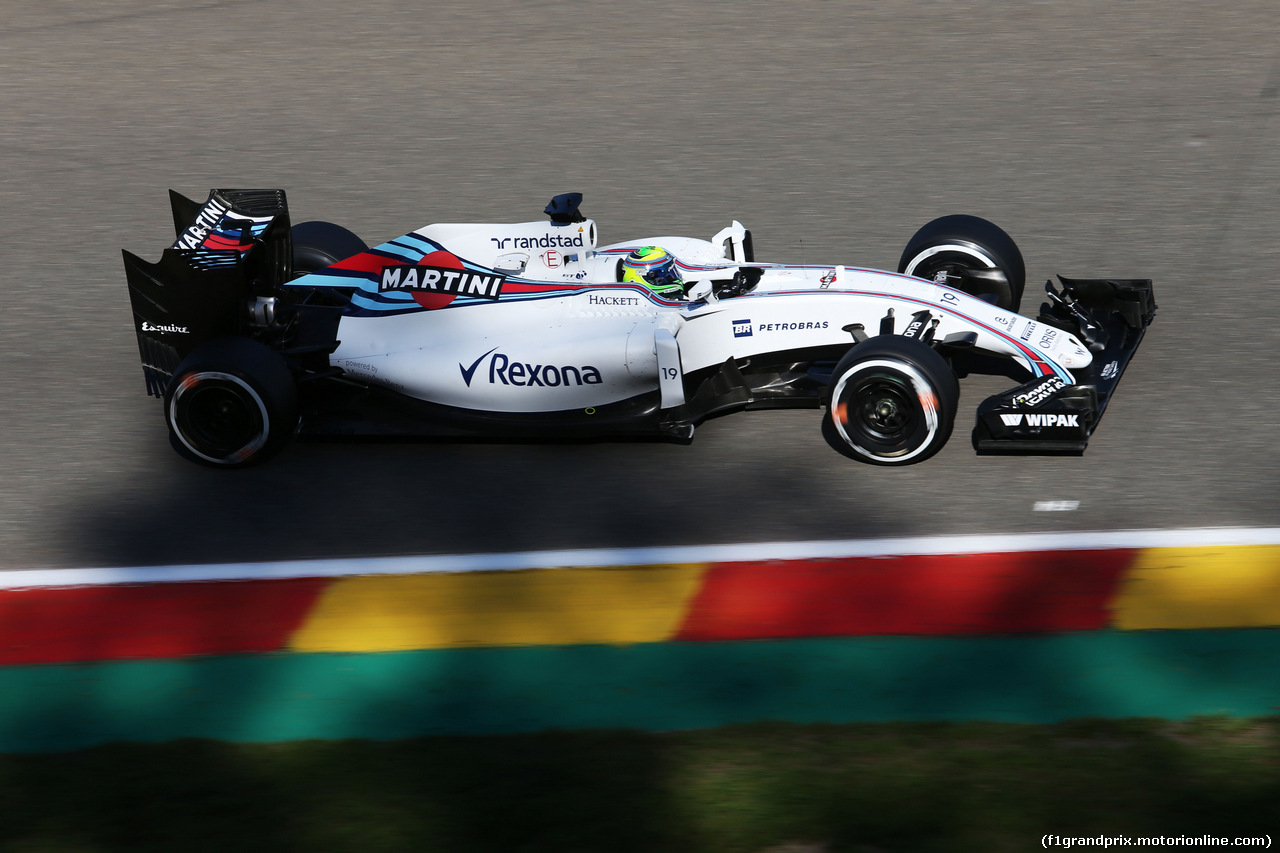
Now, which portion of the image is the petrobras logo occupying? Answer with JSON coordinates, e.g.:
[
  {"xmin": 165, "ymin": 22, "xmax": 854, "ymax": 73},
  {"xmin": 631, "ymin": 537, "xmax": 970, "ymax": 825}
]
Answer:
[
  {"xmin": 1011, "ymin": 376, "xmax": 1065, "ymax": 408},
  {"xmin": 141, "ymin": 321, "xmax": 189, "ymax": 335},
  {"xmin": 756, "ymin": 321, "xmax": 830, "ymax": 333},
  {"xmin": 732, "ymin": 318, "xmax": 753, "ymax": 338},
  {"xmin": 380, "ymin": 265, "xmax": 505, "ymax": 300},
  {"xmin": 999, "ymin": 412, "xmax": 1081, "ymax": 428},
  {"xmin": 1101, "ymin": 360, "xmax": 1120, "ymax": 380},
  {"xmin": 459, "ymin": 348, "xmax": 604, "ymax": 389},
  {"xmin": 490, "ymin": 233, "xmax": 585, "ymax": 250}
]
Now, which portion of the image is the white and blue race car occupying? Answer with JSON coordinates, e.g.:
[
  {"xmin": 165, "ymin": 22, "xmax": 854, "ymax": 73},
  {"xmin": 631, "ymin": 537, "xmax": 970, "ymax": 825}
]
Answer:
[{"xmin": 124, "ymin": 189, "xmax": 1155, "ymax": 467}]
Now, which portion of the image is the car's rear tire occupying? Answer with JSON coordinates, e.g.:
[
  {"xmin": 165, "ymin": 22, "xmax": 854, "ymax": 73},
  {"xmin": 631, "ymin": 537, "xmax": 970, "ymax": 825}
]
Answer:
[
  {"xmin": 898, "ymin": 214, "xmax": 1025, "ymax": 312},
  {"xmin": 822, "ymin": 335, "xmax": 959, "ymax": 465},
  {"xmin": 165, "ymin": 337, "xmax": 297, "ymax": 468},
  {"xmin": 291, "ymin": 220, "xmax": 368, "ymax": 276}
]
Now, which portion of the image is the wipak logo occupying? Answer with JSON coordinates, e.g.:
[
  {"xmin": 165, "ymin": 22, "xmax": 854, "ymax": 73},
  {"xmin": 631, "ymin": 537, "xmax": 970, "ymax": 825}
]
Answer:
[{"xmin": 999, "ymin": 413, "xmax": 1080, "ymax": 428}]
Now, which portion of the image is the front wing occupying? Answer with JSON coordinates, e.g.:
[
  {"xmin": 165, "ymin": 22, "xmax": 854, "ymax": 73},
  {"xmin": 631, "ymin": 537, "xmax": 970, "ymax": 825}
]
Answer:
[{"xmin": 972, "ymin": 276, "xmax": 1156, "ymax": 455}]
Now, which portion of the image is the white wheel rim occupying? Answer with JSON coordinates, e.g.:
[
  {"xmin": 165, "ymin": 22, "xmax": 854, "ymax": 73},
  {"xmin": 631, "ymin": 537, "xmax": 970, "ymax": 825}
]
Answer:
[
  {"xmin": 168, "ymin": 371, "xmax": 270, "ymax": 465},
  {"xmin": 830, "ymin": 359, "xmax": 940, "ymax": 462},
  {"xmin": 904, "ymin": 243, "xmax": 997, "ymax": 278}
]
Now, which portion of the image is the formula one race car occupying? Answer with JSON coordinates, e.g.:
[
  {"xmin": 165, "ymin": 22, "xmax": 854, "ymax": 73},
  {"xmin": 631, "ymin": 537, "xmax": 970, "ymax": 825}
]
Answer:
[{"xmin": 123, "ymin": 189, "xmax": 1155, "ymax": 467}]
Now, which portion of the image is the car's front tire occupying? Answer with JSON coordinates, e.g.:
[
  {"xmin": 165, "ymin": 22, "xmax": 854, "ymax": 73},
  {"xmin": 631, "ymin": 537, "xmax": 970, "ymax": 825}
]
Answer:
[
  {"xmin": 898, "ymin": 214, "xmax": 1026, "ymax": 312},
  {"xmin": 165, "ymin": 337, "xmax": 298, "ymax": 468},
  {"xmin": 822, "ymin": 336, "xmax": 959, "ymax": 465}
]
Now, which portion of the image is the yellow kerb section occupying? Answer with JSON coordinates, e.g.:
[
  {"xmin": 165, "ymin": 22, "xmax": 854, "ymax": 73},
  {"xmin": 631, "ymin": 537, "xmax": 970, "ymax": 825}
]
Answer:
[
  {"xmin": 289, "ymin": 563, "xmax": 708, "ymax": 652},
  {"xmin": 1113, "ymin": 546, "xmax": 1280, "ymax": 630}
]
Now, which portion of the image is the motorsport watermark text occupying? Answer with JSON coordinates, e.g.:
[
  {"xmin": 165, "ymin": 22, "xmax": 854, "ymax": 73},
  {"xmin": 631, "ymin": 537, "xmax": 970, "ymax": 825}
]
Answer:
[{"xmin": 1043, "ymin": 836, "xmax": 1271, "ymax": 848}]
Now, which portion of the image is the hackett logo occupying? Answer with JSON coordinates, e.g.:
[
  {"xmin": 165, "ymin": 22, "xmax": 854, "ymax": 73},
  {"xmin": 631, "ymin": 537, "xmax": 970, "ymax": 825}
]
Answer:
[{"xmin": 380, "ymin": 265, "xmax": 505, "ymax": 300}]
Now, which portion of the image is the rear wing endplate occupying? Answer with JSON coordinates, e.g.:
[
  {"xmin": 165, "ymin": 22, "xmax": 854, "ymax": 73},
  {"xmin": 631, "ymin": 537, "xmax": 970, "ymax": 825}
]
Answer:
[{"xmin": 123, "ymin": 188, "xmax": 292, "ymax": 396}]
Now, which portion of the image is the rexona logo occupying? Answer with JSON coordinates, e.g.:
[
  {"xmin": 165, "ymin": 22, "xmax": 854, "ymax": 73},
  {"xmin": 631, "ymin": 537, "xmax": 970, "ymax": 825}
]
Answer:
[
  {"xmin": 1011, "ymin": 376, "xmax": 1065, "ymax": 408},
  {"xmin": 459, "ymin": 349, "xmax": 604, "ymax": 388},
  {"xmin": 380, "ymin": 250, "xmax": 505, "ymax": 310},
  {"xmin": 999, "ymin": 413, "xmax": 1081, "ymax": 428}
]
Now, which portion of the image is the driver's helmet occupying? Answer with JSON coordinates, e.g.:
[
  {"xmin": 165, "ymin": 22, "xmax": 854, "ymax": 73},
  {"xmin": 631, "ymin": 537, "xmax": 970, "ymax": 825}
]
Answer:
[{"xmin": 621, "ymin": 246, "xmax": 685, "ymax": 298}]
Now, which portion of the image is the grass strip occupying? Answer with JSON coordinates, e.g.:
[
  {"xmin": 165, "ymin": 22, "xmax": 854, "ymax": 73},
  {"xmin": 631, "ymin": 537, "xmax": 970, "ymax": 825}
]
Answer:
[{"xmin": 0, "ymin": 717, "xmax": 1276, "ymax": 853}]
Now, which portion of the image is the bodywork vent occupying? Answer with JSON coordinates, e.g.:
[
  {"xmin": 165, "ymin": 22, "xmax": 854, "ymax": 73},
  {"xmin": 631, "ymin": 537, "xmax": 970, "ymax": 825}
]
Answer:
[{"xmin": 137, "ymin": 332, "xmax": 180, "ymax": 398}]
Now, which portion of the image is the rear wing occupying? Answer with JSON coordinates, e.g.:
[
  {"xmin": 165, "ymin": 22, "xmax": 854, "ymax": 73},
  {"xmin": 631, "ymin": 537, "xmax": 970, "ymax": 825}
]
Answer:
[{"xmin": 123, "ymin": 189, "xmax": 291, "ymax": 396}]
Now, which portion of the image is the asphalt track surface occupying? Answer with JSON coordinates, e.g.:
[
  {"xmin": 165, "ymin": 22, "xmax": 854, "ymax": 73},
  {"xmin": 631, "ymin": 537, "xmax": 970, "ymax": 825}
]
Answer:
[{"xmin": 2, "ymin": 1, "xmax": 1279, "ymax": 571}]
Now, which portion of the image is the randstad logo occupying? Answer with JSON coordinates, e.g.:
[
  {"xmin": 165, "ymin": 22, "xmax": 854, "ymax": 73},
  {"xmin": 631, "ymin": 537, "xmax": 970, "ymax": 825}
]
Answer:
[{"xmin": 490, "ymin": 233, "xmax": 585, "ymax": 250}]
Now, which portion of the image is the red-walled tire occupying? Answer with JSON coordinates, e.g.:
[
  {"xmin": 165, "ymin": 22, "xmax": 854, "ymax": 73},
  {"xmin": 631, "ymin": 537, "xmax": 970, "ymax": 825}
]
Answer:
[{"xmin": 823, "ymin": 336, "xmax": 959, "ymax": 465}]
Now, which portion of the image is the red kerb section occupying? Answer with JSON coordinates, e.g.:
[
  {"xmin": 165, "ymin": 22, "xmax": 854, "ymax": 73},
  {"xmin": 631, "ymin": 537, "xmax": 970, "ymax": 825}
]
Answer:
[
  {"xmin": 675, "ymin": 550, "xmax": 1138, "ymax": 640},
  {"xmin": 0, "ymin": 578, "xmax": 330, "ymax": 665}
]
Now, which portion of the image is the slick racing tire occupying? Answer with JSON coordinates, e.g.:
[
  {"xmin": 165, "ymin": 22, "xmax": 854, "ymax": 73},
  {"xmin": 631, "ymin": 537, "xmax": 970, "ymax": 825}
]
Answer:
[
  {"xmin": 291, "ymin": 221, "xmax": 368, "ymax": 276},
  {"xmin": 898, "ymin": 214, "xmax": 1026, "ymax": 313},
  {"xmin": 823, "ymin": 336, "xmax": 959, "ymax": 466},
  {"xmin": 165, "ymin": 337, "xmax": 298, "ymax": 468}
]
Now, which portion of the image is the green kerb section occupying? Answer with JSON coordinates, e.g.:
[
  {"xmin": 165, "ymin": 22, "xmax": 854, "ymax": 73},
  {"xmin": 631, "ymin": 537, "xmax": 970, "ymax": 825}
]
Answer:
[{"xmin": 2, "ymin": 630, "xmax": 1278, "ymax": 753}]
